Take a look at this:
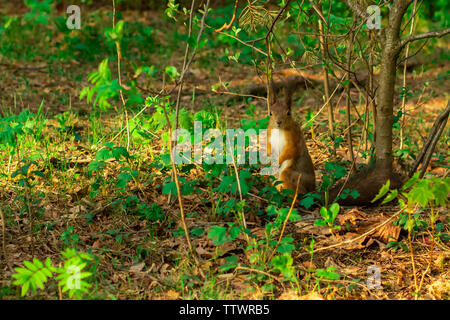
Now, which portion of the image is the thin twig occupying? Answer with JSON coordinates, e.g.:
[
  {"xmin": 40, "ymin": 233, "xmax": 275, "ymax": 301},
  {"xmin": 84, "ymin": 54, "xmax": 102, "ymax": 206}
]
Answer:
[
  {"xmin": 410, "ymin": 100, "xmax": 450, "ymax": 177},
  {"xmin": 161, "ymin": 98, "xmax": 204, "ymax": 278},
  {"xmin": 235, "ymin": 266, "xmax": 285, "ymax": 287},
  {"xmin": 268, "ymin": 175, "xmax": 301, "ymax": 262},
  {"xmin": 407, "ymin": 204, "xmax": 420, "ymax": 294},
  {"xmin": 315, "ymin": 1, "xmax": 334, "ymax": 138},
  {"xmin": 345, "ymin": 17, "xmax": 357, "ymax": 172},
  {"xmin": 0, "ymin": 207, "xmax": 9, "ymax": 272},
  {"xmin": 112, "ymin": 0, "xmax": 130, "ymax": 151},
  {"xmin": 215, "ymin": 0, "xmax": 239, "ymax": 32},
  {"xmin": 163, "ymin": 0, "xmax": 211, "ymax": 279},
  {"xmin": 400, "ymin": 0, "xmax": 418, "ymax": 150}
]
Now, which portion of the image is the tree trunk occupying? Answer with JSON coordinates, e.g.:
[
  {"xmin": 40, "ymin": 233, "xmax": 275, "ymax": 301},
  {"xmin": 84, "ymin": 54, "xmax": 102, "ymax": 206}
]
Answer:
[{"xmin": 375, "ymin": 0, "xmax": 410, "ymax": 173}]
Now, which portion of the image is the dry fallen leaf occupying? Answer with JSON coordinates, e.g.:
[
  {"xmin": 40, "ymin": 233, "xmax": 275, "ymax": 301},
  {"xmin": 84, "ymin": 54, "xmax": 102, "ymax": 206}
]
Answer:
[
  {"xmin": 196, "ymin": 246, "xmax": 214, "ymax": 258},
  {"xmin": 336, "ymin": 213, "xmax": 400, "ymax": 250},
  {"xmin": 278, "ymin": 290, "xmax": 301, "ymax": 300},
  {"xmin": 162, "ymin": 289, "xmax": 180, "ymax": 300},
  {"xmin": 299, "ymin": 292, "xmax": 325, "ymax": 300},
  {"xmin": 374, "ymin": 219, "xmax": 400, "ymax": 243},
  {"xmin": 426, "ymin": 275, "xmax": 450, "ymax": 299},
  {"xmin": 302, "ymin": 261, "xmax": 316, "ymax": 270},
  {"xmin": 338, "ymin": 208, "xmax": 368, "ymax": 226},
  {"xmin": 129, "ymin": 262, "xmax": 145, "ymax": 272}
]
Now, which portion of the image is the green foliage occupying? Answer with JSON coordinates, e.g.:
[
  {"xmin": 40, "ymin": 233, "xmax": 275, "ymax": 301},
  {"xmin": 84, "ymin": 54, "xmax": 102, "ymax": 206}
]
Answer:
[
  {"xmin": 0, "ymin": 110, "xmax": 42, "ymax": 158},
  {"xmin": 12, "ymin": 249, "xmax": 94, "ymax": 299},
  {"xmin": 12, "ymin": 258, "xmax": 55, "ymax": 296},
  {"xmin": 87, "ymin": 142, "xmax": 140, "ymax": 199},
  {"xmin": 1, "ymin": 0, "xmax": 448, "ymax": 300},
  {"xmin": 314, "ymin": 203, "xmax": 340, "ymax": 231},
  {"xmin": 374, "ymin": 173, "xmax": 449, "ymax": 241},
  {"xmin": 121, "ymin": 196, "xmax": 165, "ymax": 222},
  {"xmin": 375, "ymin": 173, "xmax": 450, "ymax": 209},
  {"xmin": 385, "ymin": 240, "xmax": 408, "ymax": 252},
  {"xmin": 165, "ymin": 0, "xmax": 180, "ymax": 20},
  {"xmin": 145, "ymin": 96, "xmax": 193, "ymax": 136},
  {"xmin": 60, "ymin": 226, "xmax": 80, "ymax": 246},
  {"xmin": 321, "ymin": 161, "xmax": 347, "ymax": 191},
  {"xmin": 208, "ymin": 223, "xmax": 241, "ymax": 246},
  {"xmin": 105, "ymin": 20, "xmax": 125, "ymax": 42},
  {"xmin": 271, "ymin": 254, "xmax": 295, "ymax": 280},
  {"xmin": 11, "ymin": 161, "xmax": 45, "ymax": 226},
  {"xmin": 315, "ymin": 267, "xmax": 340, "ymax": 280},
  {"xmin": 23, "ymin": 0, "xmax": 53, "ymax": 25},
  {"xmin": 80, "ymin": 59, "xmax": 122, "ymax": 111}
]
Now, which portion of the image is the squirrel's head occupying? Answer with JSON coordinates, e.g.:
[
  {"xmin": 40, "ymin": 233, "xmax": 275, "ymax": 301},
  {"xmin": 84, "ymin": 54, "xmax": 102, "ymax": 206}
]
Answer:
[{"xmin": 268, "ymin": 82, "xmax": 293, "ymax": 129}]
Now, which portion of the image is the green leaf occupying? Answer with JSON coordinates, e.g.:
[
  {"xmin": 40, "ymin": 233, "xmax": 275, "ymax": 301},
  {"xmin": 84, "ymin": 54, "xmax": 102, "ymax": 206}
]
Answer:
[
  {"xmin": 112, "ymin": 147, "xmax": 129, "ymax": 160},
  {"xmin": 115, "ymin": 20, "xmax": 124, "ymax": 39},
  {"xmin": 349, "ymin": 189, "xmax": 360, "ymax": 199},
  {"xmin": 372, "ymin": 180, "xmax": 390, "ymax": 203},
  {"xmin": 162, "ymin": 180, "xmax": 177, "ymax": 195},
  {"xmin": 208, "ymin": 225, "xmax": 228, "ymax": 245},
  {"xmin": 22, "ymin": 281, "xmax": 30, "ymax": 296},
  {"xmin": 316, "ymin": 267, "xmax": 340, "ymax": 280},
  {"xmin": 407, "ymin": 180, "xmax": 434, "ymax": 207},
  {"xmin": 220, "ymin": 255, "xmax": 239, "ymax": 272},
  {"xmin": 329, "ymin": 203, "xmax": 340, "ymax": 221},
  {"xmin": 299, "ymin": 195, "xmax": 315, "ymax": 209},
  {"xmin": 382, "ymin": 189, "xmax": 398, "ymax": 204},
  {"xmin": 228, "ymin": 225, "xmax": 241, "ymax": 240},
  {"xmin": 401, "ymin": 171, "xmax": 420, "ymax": 190},
  {"xmin": 319, "ymin": 207, "xmax": 329, "ymax": 220},
  {"xmin": 271, "ymin": 254, "xmax": 294, "ymax": 278},
  {"xmin": 24, "ymin": 260, "xmax": 37, "ymax": 271},
  {"xmin": 164, "ymin": 66, "xmax": 179, "ymax": 81},
  {"xmin": 431, "ymin": 178, "xmax": 450, "ymax": 207},
  {"xmin": 314, "ymin": 220, "xmax": 327, "ymax": 226},
  {"xmin": 116, "ymin": 172, "xmax": 133, "ymax": 190},
  {"xmin": 288, "ymin": 209, "xmax": 302, "ymax": 222},
  {"xmin": 96, "ymin": 148, "xmax": 112, "ymax": 161},
  {"xmin": 190, "ymin": 227, "xmax": 205, "ymax": 237},
  {"xmin": 277, "ymin": 243, "xmax": 295, "ymax": 254}
]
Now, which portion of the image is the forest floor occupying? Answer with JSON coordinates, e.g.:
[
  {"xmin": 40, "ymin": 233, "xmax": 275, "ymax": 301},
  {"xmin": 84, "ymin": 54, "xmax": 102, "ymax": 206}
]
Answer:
[{"xmin": 0, "ymin": 4, "xmax": 449, "ymax": 300}]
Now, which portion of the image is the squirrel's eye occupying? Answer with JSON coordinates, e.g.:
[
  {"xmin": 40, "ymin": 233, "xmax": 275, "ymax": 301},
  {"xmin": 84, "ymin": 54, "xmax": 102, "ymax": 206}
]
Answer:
[
  {"xmin": 270, "ymin": 112, "xmax": 273, "ymax": 116},
  {"xmin": 287, "ymin": 110, "xmax": 291, "ymax": 115}
]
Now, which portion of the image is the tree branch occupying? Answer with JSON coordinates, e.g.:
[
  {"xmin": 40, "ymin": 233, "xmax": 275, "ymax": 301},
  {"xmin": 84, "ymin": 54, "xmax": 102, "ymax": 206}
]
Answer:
[
  {"xmin": 400, "ymin": 27, "xmax": 450, "ymax": 49},
  {"xmin": 215, "ymin": 0, "xmax": 239, "ymax": 32},
  {"xmin": 344, "ymin": 0, "xmax": 369, "ymax": 20}
]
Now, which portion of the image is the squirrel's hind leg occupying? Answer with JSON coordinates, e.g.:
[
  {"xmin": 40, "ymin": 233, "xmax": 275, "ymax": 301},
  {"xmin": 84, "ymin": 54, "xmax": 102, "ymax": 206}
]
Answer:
[{"xmin": 278, "ymin": 167, "xmax": 308, "ymax": 195}]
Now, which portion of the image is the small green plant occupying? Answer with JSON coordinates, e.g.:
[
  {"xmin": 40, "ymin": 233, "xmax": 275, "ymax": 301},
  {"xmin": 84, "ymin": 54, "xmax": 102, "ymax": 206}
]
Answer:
[
  {"xmin": 320, "ymin": 161, "xmax": 360, "ymax": 206},
  {"xmin": 313, "ymin": 267, "xmax": 340, "ymax": 292},
  {"xmin": 11, "ymin": 161, "xmax": 45, "ymax": 253},
  {"xmin": 385, "ymin": 239, "xmax": 409, "ymax": 252},
  {"xmin": 271, "ymin": 254, "xmax": 301, "ymax": 293},
  {"xmin": 60, "ymin": 226, "xmax": 80, "ymax": 246},
  {"xmin": 372, "ymin": 172, "xmax": 450, "ymax": 241},
  {"xmin": 12, "ymin": 248, "xmax": 94, "ymax": 299},
  {"xmin": 80, "ymin": 59, "xmax": 121, "ymax": 112},
  {"xmin": 207, "ymin": 223, "xmax": 241, "ymax": 246},
  {"xmin": 373, "ymin": 172, "xmax": 450, "ymax": 294},
  {"xmin": 314, "ymin": 203, "xmax": 341, "ymax": 232},
  {"xmin": 88, "ymin": 142, "xmax": 135, "ymax": 197},
  {"xmin": 120, "ymin": 195, "xmax": 165, "ymax": 222},
  {"xmin": 0, "ymin": 110, "xmax": 42, "ymax": 173}
]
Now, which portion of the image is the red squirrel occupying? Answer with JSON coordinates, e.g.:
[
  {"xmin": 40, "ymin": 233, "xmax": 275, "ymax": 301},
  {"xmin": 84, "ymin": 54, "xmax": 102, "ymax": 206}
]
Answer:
[{"xmin": 267, "ymin": 83, "xmax": 316, "ymax": 195}]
